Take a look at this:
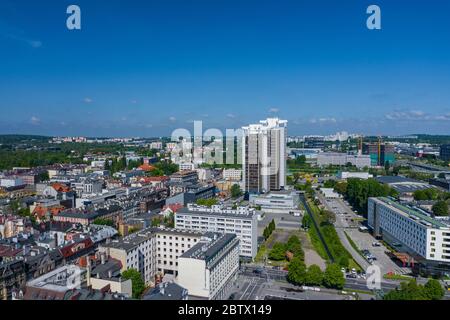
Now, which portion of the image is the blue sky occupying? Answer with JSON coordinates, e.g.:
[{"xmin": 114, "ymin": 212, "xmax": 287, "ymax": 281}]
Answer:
[{"xmin": 0, "ymin": 0, "xmax": 449, "ymax": 137}]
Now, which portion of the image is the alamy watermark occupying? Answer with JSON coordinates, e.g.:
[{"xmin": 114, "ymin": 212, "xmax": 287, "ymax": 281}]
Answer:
[
  {"xmin": 65, "ymin": 4, "xmax": 381, "ymax": 31},
  {"xmin": 170, "ymin": 120, "xmax": 282, "ymax": 177}
]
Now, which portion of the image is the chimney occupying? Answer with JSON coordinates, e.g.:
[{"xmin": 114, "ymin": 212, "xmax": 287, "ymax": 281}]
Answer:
[
  {"xmin": 108, "ymin": 270, "xmax": 112, "ymax": 278},
  {"xmin": 86, "ymin": 256, "xmax": 92, "ymax": 286},
  {"xmin": 101, "ymin": 253, "xmax": 106, "ymax": 265}
]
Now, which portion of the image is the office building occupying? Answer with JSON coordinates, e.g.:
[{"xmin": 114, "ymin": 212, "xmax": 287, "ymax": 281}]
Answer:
[
  {"xmin": 175, "ymin": 204, "xmax": 258, "ymax": 259},
  {"xmin": 317, "ymin": 152, "xmax": 371, "ymax": 168},
  {"xmin": 242, "ymin": 118, "xmax": 287, "ymax": 194},
  {"xmin": 177, "ymin": 233, "xmax": 239, "ymax": 300},
  {"xmin": 440, "ymin": 144, "xmax": 450, "ymax": 162},
  {"xmin": 363, "ymin": 143, "xmax": 395, "ymax": 166},
  {"xmin": 100, "ymin": 228, "xmax": 203, "ymax": 285},
  {"xmin": 368, "ymin": 197, "xmax": 450, "ymax": 275},
  {"xmin": 249, "ymin": 190, "xmax": 301, "ymax": 214},
  {"xmin": 222, "ymin": 169, "xmax": 242, "ymax": 181},
  {"xmin": 303, "ymin": 136, "xmax": 325, "ymax": 150}
]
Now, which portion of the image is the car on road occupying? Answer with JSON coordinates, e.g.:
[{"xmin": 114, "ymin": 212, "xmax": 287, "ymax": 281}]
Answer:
[{"xmin": 372, "ymin": 241, "xmax": 381, "ymax": 247}]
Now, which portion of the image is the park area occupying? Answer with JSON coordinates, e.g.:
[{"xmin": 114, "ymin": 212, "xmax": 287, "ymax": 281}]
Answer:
[{"xmin": 255, "ymin": 228, "xmax": 326, "ymax": 270}]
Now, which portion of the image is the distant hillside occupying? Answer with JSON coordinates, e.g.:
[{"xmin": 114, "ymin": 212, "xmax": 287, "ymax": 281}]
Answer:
[{"xmin": 0, "ymin": 134, "xmax": 51, "ymax": 144}]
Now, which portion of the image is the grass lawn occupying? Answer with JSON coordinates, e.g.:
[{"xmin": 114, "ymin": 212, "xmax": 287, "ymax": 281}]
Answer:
[
  {"xmin": 254, "ymin": 244, "xmax": 267, "ymax": 263},
  {"xmin": 383, "ymin": 273, "xmax": 414, "ymax": 281}
]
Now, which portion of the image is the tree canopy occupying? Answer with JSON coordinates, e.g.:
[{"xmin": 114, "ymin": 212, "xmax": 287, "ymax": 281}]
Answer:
[{"xmin": 121, "ymin": 269, "xmax": 146, "ymax": 299}]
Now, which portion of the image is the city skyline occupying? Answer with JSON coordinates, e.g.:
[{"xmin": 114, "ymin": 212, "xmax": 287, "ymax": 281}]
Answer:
[{"xmin": 1, "ymin": 0, "xmax": 450, "ymax": 137}]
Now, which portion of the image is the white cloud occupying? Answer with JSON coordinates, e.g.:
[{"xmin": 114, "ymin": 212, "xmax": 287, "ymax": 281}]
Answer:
[
  {"xmin": 309, "ymin": 117, "xmax": 337, "ymax": 124},
  {"xmin": 226, "ymin": 113, "xmax": 236, "ymax": 118},
  {"xmin": 30, "ymin": 116, "xmax": 41, "ymax": 125},
  {"xmin": 6, "ymin": 34, "xmax": 42, "ymax": 48},
  {"xmin": 83, "ymin": 97, "xmax": 93, "ymax": 104},
  {"xmin": 131, "ymin": 100, "xmax": 138, "ymax": 104},
  {"xmin": 169, "ymin": 116, "xmax": 177, "ymax": 122},
  {"xmin": 385, "ymin": 110, "xmax": 450, "ymax": 121},
  {"xmin": 269, "ymin": 107, "xmax": 279, "ymax": 113}
]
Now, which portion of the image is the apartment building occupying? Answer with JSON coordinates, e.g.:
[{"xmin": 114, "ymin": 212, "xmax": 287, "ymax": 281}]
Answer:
[
  {"xmin": 222, "ymin": 169, "xmax": 242, "ymax": 181},
  {"xmin": 368, "ymin": 197, "xmax": 450, "ymax": 274},
  {"xmin": 99, "ymin": 228, "xmax": 203, "ymax": 285},
  {"xmin": 177, "ymin": 232, "xmax": 239, "ymax": 300},
  {"xmin": 175, "ymin": 204, "xmax": 257, "ymax": 259}
]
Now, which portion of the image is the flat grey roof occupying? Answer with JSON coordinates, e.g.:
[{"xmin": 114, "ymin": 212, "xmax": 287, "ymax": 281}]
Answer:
[{"xmin": 177, "ymin": 207, "xmax": 255, "ymax": 219}]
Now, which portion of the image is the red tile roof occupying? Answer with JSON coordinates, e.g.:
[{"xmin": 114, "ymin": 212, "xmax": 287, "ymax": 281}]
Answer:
[
  {"xmin": 60, "ymin": 238, "xmax": 94, "ymax": 258},
  {"xmin": 163, "ymin": 203, "xmax": 183, "ymax": 213},
  {"xmin": 51, "ymin": 183, "xmax": 71, "ymax": 193},
  {"xmin": 138, "ymin": 164, "xmax": 156, "ymax": 172}
]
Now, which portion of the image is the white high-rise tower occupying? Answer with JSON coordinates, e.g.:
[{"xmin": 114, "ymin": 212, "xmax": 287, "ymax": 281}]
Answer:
[{"xmin": 242, "ymin": 118, "xmax": 287, "ymax": 194}]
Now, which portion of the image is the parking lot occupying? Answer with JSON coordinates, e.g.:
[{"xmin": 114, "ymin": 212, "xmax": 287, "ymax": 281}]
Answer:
[
  {"xmin": 320, "ymin": 195, "xmax": 410, "ymax": 275},
  {"xmin": 258, "ymin": 211, "xmax": 302, "ymax": 237}
]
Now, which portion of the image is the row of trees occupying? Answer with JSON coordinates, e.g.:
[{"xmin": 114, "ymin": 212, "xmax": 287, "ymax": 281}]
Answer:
[
  {"xmin": 92, "ymin": 218, "xmax": 115, "ymax": 227},
  {"xmin": 432, "ymin": 201, "xmax": 449, "ymax": 217},
  {"xmin": 383, "ymin": 279, "xmax": 444, "ymax": 300},
  {"xmin": 263, "ymin": 219, "xmax": 276, "ymax": 240},
  {"xmin": 287, "ymin": 261, "xmax": 345, "ymax": 289},
  {"xmin": 413, "ymin": 188, "xmax": 450, "ymax": 201},
  {"xmin": 0, "ymin": 150, "xmax": 84, "ymax": 170},
  {"xmin": 336, "ymin": 178, "xmax": 398, "ymax": 215}
]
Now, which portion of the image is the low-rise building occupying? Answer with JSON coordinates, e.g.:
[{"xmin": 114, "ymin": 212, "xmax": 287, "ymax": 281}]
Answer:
[
  {"xmin": 317, "ymin": 152, "xmax": 371, "ymax": 168},
  {"xmin": 336, "ymin": 171, "xmax": 373, "ymax": 180},
  {"xmin": 249, "ymin": 190, "xmax": 301, "ymax": 214}
]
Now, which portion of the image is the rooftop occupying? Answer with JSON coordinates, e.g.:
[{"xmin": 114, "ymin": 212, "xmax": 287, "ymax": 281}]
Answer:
[
  {"xmin": 376, "ymin": 197, "xmax": 449, "ymax": 229},
  {"xmin": 142, "ymin": 281, "xmax": 187, "ymax": 300},
  {"xmin": 102, "ymin": 227, "xmax": 202, "ymax": 252},
  {"xmin": 181, "ymin": 232, "xmax": 238, "ymax": 264}
]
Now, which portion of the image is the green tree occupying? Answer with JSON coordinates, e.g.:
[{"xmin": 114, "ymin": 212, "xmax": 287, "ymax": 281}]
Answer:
[
  {"xmin": 323, "ymin": 263, "xmax": 345, "ymax": 289},
  {"xmin": 93, "ymin": 218, "xmax": 114, "ymax": 227},
  {"xmin": 287, "ymin": 258, "xmax": 307, "ymax": 285},
  {"xmin": 334, "ymin": 181, "xmax": 348, "ymax": 195},
  {"xmin": 432, "ymin": 201, "xmax": 448, "ymax": 216},
  {"xmin": 424, "ymin": 279, "xmax": 445, "ymax": 300},
  {"xmin": 384, "ymin": 161, "xmax": 391, "ymax": 174},
  {"xmin": 383, "ymin": 280, "xmax": 428, "ymax": 300},
  {"xmin": 320, "ymin": 210, "xmax": 336, "ymax": 226},
  {"xmin": 286, "ymin": 235, "xmax": 304, "ymax": 261},
  {"xmin": 121, "ymin": 269, "xmax": 146, "ymax": 299},
  {"xmin": 268, "ymin": 242, "xmax": 287, "ymax": 261},
  {"xmin": 38, "ymin": 171, "xmax": 50, "ymax": 182},
  {"xmin": 305, "ymin": 265, "xmax": 323, "ymax": 286},
  {"xmin": 302, "ymin": 214, "xmax": 311, "ymax": 229},
  {"xmin": 230, "ymin": 184, "xmax": 242, "ymax": 198}
]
